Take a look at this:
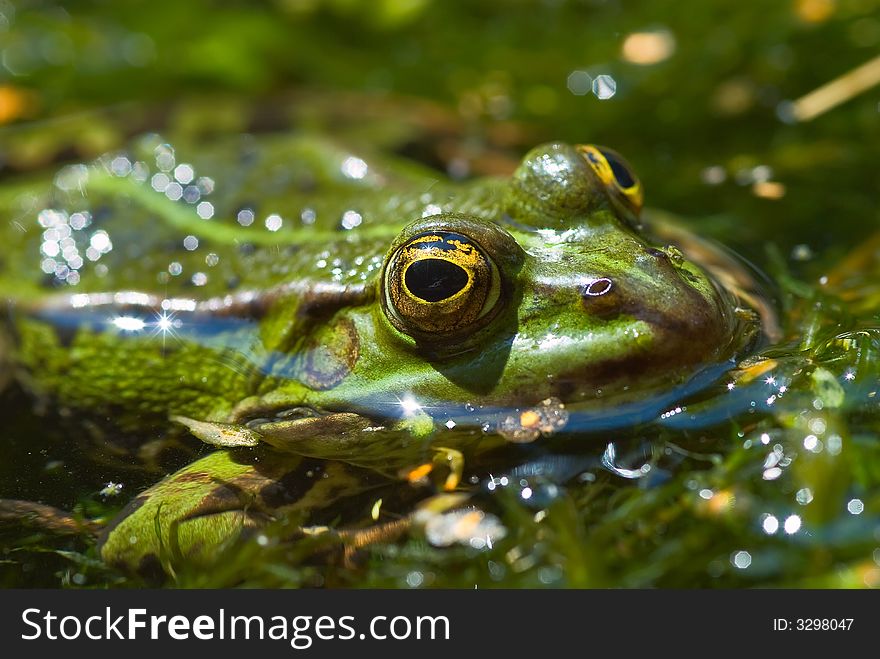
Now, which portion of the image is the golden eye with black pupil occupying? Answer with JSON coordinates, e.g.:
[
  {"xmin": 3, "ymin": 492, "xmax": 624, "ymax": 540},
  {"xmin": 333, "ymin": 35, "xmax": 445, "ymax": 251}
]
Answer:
[
  {"xmin": 384, "ymin": 230, "xmax": 502, "ymax": 336},
  {"xmin": 576, "ymin": 144, "xmax": 644, "ymax": 218}
]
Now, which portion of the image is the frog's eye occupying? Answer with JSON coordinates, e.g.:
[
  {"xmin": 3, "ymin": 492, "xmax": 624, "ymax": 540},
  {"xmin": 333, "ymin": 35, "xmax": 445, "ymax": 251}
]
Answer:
[
  {"xmin": 577, "ymin": 144, "xmax": 643, "ymax": 218},
  {"xmin": 383, "ymin": 230, "xmax": 502, "ymax": 336}
]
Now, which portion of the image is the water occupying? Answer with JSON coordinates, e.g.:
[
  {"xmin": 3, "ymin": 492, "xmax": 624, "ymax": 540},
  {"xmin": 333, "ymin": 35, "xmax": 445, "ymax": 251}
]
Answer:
[{"xmin": 1, "ymin": 0, "xmax": 880, "ymax": 588}]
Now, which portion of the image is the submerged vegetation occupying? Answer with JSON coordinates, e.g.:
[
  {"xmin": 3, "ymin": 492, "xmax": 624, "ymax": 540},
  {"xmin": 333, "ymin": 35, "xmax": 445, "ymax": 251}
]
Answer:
[{"xmin": 1, "ymin": 0, "xmax": 880, "ymax": 588}]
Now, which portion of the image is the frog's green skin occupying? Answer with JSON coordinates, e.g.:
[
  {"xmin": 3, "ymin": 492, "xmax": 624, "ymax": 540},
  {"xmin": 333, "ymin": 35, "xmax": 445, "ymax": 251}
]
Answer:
[
  {"xmin": 95, "ymin": 449, "xmax": 391, "ymax": 576},
  {"xmin": 0, "ymin": 135, "xmax": 757, "ymax": 573}
]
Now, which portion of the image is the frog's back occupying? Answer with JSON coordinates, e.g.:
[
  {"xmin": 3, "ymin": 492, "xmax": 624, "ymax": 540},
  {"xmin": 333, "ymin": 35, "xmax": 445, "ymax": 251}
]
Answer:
[
  {"xmin": 1, "ymin": 133, "xmax": 502, "ymax": 299},
  {"xmin": 0, "ymin": 132, "xmax": 505, "ymax": 439}
]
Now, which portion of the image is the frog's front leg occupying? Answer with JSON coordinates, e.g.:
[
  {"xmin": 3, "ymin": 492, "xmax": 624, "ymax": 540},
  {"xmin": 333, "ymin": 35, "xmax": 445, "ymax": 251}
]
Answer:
[
  {"xmin": 172, "ymin": 411, "xmax": 439, "ymax": 479},
  {"xmin": 98, "ymin": 448, "xmax": 385, "ymax": 578},
  {"xmin": 186, "ymin": 411, "xmax": 376, "ymax": 454}
]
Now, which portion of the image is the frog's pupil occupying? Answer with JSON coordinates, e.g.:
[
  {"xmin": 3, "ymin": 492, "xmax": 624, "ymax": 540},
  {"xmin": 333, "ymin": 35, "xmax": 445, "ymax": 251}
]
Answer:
[
  {"xmin": 405, "ymin": 259, "xmax": 469, "ymax": 302},
  {"xmin": 598, "ymin": 148, "xmax": 636, "ymax": 188}
]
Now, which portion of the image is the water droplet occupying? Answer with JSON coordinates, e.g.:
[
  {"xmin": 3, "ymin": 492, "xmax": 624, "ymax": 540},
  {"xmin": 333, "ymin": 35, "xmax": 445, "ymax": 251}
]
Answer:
[
  {"xmin": 566, "ymin": 70, "xmax": 592, "ymax": 95},
  {"xmin": 592, "ymin": 74, "xmax": 617, "ymax": 99},
  {"xmin": 847, "ymin": 498, "xmax": 864, "ymax": 515},
  {"xmin": 796, "ymin": 488, "xmax": 813, "ymax": 505},
  {"xmin": 173, "ymin": 163, "xmax": 194, "ymax": 184},
  {"xmin": 803, "ymin": 434, "xmax": 821, "ymax": 452},
  {"xmin": 826, "ymin": 434, "xmax": 843, "ymax": 455},
  {"xmin": 341, "ymin": 156, "xmax": 368, "ymax": 180},
  {"xmin": 340, "ymin": 210, "xmax": 363, "ymax": 230},
  {"xmin": 54, "ymin": 165, "xmax": 89, "ymax": 192},
  {"xmin": 131, "ymin": 161, "xmax": 149, "ymax": 182},
  {"xmin": 601, "ymin": 442, "xmax": 649, "ymax": 479},
  {"xmin": 89, "ymin": 230, "xmax": 112, "ymax": 253},
  {"xmin": 761, "ymin": 514, "xmax": 779, "ymax": 534},
  {"xmin": 196, "ymin": 201, "xmax": 214, "ymax": 219},
  {"xmin": 196, "ymin": 176, "xmax": 215, "ymax": 195},
  {"xmin": 237, "ymin": 208, "xmax": 255, "ymax": 227},
  {"xmin": 37, "ymin": 208, "xmax": 67, "ymax": 228},
  {"xmin": 69, "ymin": 211, "xmax": 91, "ymax": 230},
  {"xmin": 783, "ymin": 514, "xmax": 801, "ymax": 534},
  {"xmin": 165, "ymin": 182, "xmax": 183, "ymax": 201},
  {"xmin": 110, "ymin": 155, "xmax": 132, "ymax": 177},
  {"xmin": 265, "ymin": 214, "xmax": 283, "ymax": 232},
  {"xmin": 182, "ymin": 185, "xmax": 201, "ymax": 203},
  {"xmin": 301, "ymin": 207, "xmax": 317, "ymax": 225},
  {"xmin": 151, "ymin": 172, "xmax": 170, "ymax": 192},
  {"xmin": 731, "ymin": 550, "xmax": 752, "ymax": 569},
  {"xmin": 762, "ymin": 467, "xmax": 783, "ymax": 480},
  {"xmin": 154, "ymin": 144, "xmax": 175, "ymax": 172}
]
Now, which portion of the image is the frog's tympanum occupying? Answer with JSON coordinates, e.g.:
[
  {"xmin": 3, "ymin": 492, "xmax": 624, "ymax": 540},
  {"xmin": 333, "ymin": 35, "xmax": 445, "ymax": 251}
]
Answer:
[{"xmin": 0, "ymin": 136, "xmax": 761, "ymax": 575}]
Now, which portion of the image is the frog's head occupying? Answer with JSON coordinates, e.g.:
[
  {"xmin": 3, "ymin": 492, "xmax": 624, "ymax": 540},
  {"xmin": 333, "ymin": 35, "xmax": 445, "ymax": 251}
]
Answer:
[{"xmin": 368, "ymin": 142, "xmax": 741, "ymax": 410}]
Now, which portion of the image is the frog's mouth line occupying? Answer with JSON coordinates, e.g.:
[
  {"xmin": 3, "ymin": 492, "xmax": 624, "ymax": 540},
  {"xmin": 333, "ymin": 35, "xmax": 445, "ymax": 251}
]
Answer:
[
  {"xmin": 234, "ymin": 358, "xmax": 760, "ymax": 452},
  {"xmin": 643, "ymin": 211, "xmax": 782, "ymax": 345}
]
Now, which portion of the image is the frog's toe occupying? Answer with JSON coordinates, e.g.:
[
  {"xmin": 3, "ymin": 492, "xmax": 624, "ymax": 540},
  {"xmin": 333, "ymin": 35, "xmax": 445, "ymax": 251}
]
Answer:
[
  {"xmin": 248, "ymin": 412, "xmax": 373, "ymax": 454},
  {"xmin": 170, "ymin": 415, "xmax": 262, "ymax": 448},
  {"xmin": 171, "ymin": 412, "xmax": 372, "ymax": 454},
  {"xmin": 0, "ymin": 499, "xmax": 101, "ymax": 536}
]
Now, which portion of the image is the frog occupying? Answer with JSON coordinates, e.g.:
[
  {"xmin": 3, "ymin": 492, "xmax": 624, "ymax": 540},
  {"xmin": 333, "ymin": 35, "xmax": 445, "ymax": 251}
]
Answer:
[{"xmin": 0, "ymin": 132, "xmax": 765, "ymax": 577}]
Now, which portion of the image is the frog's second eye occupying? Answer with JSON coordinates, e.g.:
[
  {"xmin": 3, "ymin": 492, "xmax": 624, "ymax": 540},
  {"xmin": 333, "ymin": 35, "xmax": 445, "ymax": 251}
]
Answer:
[
  {"xmin": 384, "ymin": 231, "xmax": 502, "ymax": 336},
  {"xmin": 577, "ymin": 144, "xmax": 644, "ymax": 218}
]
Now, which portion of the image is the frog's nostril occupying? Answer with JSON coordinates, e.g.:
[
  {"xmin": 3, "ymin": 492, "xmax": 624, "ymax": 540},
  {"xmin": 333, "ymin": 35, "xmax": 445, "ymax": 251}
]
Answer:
[
  {"xmin": 581, "ymin": 277, "xmax": 614, "ymax": 298},
  {"xmin": 580, "ymin": 277, "xmax": 619, "ymax": 318}
]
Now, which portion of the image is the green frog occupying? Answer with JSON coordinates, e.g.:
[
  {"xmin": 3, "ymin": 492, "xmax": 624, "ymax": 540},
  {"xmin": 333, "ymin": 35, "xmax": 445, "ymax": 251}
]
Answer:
[{"xmin": 0, "ymin": 133, "xmax": 763, "ymax": 576}]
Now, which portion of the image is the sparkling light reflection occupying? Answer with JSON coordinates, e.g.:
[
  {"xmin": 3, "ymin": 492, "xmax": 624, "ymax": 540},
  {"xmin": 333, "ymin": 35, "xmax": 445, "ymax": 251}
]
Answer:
[
  {"xmin": 341, "ymin": 156, "xmax": 368, "ymax": 179},
  {"xmin": 398, "ymin": 395, "xmax": 423, "ymax": 417},
  {"xmin": 762, "ymin": 514, "xmax": 779, "ymax": 534},
  {"xmin": 106, "ymin": 307, "xmax": 184, "ymax": 351},
  {"xmin": 112, "ymin": 316, "xmax": 146, "ymax": 332}
]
